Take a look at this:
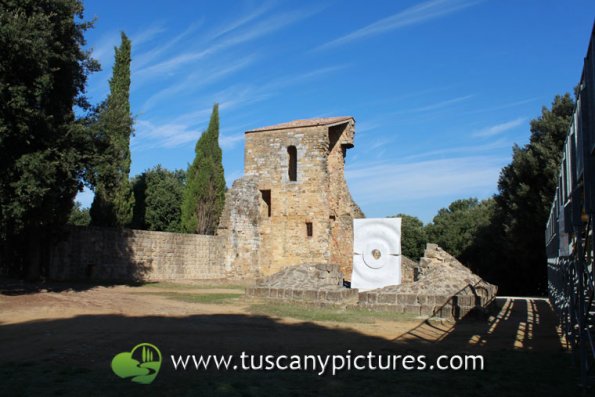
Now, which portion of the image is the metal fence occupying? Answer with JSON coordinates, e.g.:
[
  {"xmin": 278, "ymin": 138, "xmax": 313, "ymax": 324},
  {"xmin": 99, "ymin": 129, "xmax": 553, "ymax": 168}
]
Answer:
[{"xmin": 546, "ymin": 23, "xmax": 595, "ymax": 388}]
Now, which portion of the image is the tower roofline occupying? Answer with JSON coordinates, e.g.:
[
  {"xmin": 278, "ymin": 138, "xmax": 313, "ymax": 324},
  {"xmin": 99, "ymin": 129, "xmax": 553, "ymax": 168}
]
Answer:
[{"xmin": 246, "ymin": 116, "xmax": 354, "ymax": 134}]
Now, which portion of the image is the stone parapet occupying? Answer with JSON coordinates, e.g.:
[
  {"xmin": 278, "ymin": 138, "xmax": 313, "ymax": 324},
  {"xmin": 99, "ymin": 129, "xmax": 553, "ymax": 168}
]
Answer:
[
  {"xmin": 245, "ymin": 286, "xmax": 359, "ymax": 305},
  {"xmin": 356, "ymin": 287, "xmax": 497, "ymax": 320},
  {"xmin": 244, "ymin": 245, "xmax": 498, "ymax": 321}
]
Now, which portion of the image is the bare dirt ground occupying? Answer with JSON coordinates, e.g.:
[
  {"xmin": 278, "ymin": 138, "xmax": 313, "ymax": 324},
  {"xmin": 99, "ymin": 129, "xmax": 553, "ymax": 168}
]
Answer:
[{"xmin": 0, "ymin": 280, "xmax": 579, "ymax": 396}]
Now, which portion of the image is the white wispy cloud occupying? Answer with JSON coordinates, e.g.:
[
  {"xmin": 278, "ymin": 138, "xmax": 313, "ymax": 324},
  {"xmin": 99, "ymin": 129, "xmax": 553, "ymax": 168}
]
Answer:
[
  {"xmin": 89, "ymin": 31, "xmax": 121, "ymax": 67},
  {"xmin": 400, "ymin": 139, "xmax": 510, "ymax": 161},
  {"xmin": 208, "ymin": 64, "xmax": 348, "ymax": 112},
  {"xmin": 135, "ymin": 6, "xmax": 322, "ymax": 82},
  {"xmin": 460, "ymin": 98, "xmax": 539, "ymax": 116},
  {"xmin": 219, "ymin": 133, "xmax": 245, "ymax": 149},
  {"xmin": 472, "ymin": 117, "xmax": 526, "ymax": 138},
  {"xmin": 398, "ymin": 94, "xmax": 474, "ymax": 114},
  {"xmin": 133, "ymin": 20, "xmax": 204, "ymax": 71},
  {"xmin": 206, "ymin": 2, "xmax": 274, "ymax": 41},
  {"xmin": 346, "ymin": 155, "xmax": 504, "ymax": 204},
  {"xmin": 136, "ymin": 49, "xmax": 213, "ymax": 80},
  {"xmin": 354, "ymin": 120, "xmax": 382, "ymax": 135},
  {"xmin": 140, "ymin": 56, "xmax": 257, "ymax": 112},
  {"xmin": 132, "ymin": 61, "xmax": 346, "ymax": 151},
  {"xmin": 131, "ymin": 24, "xmax": 166, "ymax": 48},
  {"xmin": 133, "ymin": 119, "xmax": 201, "ymax": 149},
  {"xmin": 134, "ymin": 117, "xmax": 250, "ymax": 152},
  {"xmin": 316, "ymin": 0, "xmax": 480, "ymax": 51},
  {"xmin": 92, "ymin": 24, "xmax": 164, "ymax": 68},
  {"xmin": 264, "ymin": 65, "xmax": 349, "ymax": 91},
  {"xmin": 134, "ymin": 103, "xmax": 259, "ymax": 151},
  {"xmin": 368, "ymin": 137, "xmax": 395, "ymax": 151}
]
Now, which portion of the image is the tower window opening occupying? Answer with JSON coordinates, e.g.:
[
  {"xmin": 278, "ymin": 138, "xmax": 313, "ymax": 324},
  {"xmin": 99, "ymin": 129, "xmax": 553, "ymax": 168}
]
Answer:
[
  {"xmin": 288, "ymin": 146, "xmax": 297, "ymax": 181},
  {"xmin": 260, "ymin": 190, "xmax": 271, "ymax": 217},
  {"xmin": 306, "ymin": 222, "xmax": 313, "ymax": 237}
]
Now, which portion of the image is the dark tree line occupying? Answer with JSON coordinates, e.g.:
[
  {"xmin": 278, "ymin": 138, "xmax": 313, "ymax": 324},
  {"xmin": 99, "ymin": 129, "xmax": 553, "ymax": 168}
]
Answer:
[
  {"xmin": 70, "ymin": 104, "xmax": 226, "ymax": 235},
  {"xmin": 395, "ymin": 94, "xmax": 575, "ymax": 296},
  {"xmin": 0, "ymin": 1, "xmax": 226, "ymax": 278},
  {"xmin": 0, "ymin": 0, "xmax": 99, "ymax": 277},
  {"xmin": 490, "ymin": 94, "xmax": 574, "ymax": 295},
  {"xmin": 131, "ymin": 166, "xmax": 186, "ymax": 232}
]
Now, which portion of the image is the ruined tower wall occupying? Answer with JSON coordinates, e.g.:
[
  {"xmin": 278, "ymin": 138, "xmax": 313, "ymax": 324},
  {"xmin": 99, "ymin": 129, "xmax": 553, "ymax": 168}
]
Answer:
[
  {"xmin": 244, "ymin": 125, "xmax": 332, "ymax": 275},
  {"xmin": 217, "ymin": 176, "xmax": 262, "ymax": 278},
  {"xmin": 217, "ymin": 116, "xmax": 363, "ymax": 279},
  {"xmin": 326, "ymin": 121, "xmax": 364, "ymax": 275}
]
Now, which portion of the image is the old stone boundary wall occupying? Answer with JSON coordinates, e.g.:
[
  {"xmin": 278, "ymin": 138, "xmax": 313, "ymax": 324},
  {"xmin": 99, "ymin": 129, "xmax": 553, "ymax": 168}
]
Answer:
[
  {"xmin": 49, "ymin": 226, "xmax": 225, "ymax": 281},
  {"xmin": 244, "ymin": 285, "xmax": 495, "ymax": 321}
]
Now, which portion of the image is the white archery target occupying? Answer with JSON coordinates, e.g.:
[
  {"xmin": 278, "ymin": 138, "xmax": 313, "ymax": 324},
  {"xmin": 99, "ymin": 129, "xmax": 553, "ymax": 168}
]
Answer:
[{"xmin": 351, "ymin": 218, "xmax": 401, "ymax": 291}]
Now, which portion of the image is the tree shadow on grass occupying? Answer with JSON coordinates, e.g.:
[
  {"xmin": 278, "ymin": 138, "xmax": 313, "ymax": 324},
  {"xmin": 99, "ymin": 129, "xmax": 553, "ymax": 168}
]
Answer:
[
  {"xmin": 0, "ymin": 297, "xmax": 578, "ymax": 397},
  {"xmin": 396, "ymin": 298, "xmax": 565, "ymax": 352},
  {"xmin": 0, "ymin": 277, "xmax": 147, "ymax": 296},
  {"xmin": 1, "ymin": 224, "xmax": 155, "ymax": 296}
]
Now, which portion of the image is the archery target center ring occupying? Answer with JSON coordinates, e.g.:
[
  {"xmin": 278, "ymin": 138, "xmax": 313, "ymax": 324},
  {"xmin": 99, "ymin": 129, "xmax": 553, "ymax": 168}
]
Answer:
[{"xmin": 362, "ymin": 239, "xmax": 390, "ymax": 269}]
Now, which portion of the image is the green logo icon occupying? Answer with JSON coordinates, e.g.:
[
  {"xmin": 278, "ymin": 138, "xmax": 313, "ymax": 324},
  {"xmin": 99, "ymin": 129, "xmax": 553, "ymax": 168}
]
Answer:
[{"xmin": 111, "ymin": 343, "xmax": 162, "ymax": 384}]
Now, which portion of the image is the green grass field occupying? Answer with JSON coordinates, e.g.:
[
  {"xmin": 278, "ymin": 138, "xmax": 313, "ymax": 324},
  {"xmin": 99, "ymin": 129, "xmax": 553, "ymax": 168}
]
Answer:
[
  {"xmin": 140, "ymin": 291, "xmax": 243, "ymax": 304},
  {"xmin": 141, "ymin": 282, "xmax": 246, "ymax": 291},
  {"xmin": 248, "ymin": 302, "xmax": 419, "ymax": 323}
]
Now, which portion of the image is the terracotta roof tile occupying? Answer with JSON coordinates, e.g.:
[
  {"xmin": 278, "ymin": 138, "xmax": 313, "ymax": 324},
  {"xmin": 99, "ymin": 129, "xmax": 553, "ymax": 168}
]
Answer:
[{"xmin": 246, "ymin": 116, "xmax": 354, "ymax": 133}]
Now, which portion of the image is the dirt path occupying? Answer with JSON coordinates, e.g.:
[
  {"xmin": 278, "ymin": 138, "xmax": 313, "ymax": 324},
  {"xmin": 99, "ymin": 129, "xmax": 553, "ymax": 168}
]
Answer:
[
  {"xmin": 0, "ymin": 281, "xmax": 574, "ymax": 396},
  {"xmin": 0, "ymin": 283, "xmax": 565, "ymax": 353}
]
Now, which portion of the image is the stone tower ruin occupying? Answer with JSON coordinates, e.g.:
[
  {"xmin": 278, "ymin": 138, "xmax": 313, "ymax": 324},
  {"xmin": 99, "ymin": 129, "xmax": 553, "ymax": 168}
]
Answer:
[{"xmin": 218, "ymin": 117, "xmax": 364, "ymax": 278}]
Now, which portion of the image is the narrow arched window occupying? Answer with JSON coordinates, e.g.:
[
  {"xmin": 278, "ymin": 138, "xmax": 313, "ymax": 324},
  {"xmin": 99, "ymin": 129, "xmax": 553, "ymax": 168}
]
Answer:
[{"xmin": 287, "ymin": 146, "xmax": 297, "ymax": 181}]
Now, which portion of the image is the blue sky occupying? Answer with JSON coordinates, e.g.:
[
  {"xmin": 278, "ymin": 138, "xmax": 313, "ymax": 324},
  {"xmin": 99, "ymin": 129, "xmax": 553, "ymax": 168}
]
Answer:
[{"xmin": 78, "ymin": 0, "xmax": 595, "ymax": 223}]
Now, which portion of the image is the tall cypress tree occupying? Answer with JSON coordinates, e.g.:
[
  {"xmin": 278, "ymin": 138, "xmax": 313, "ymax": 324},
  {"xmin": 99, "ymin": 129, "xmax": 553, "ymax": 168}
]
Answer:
[
  {"xmin": 181, "ymin": 104, "xmax": 226, "ymax": 234},
  {"xmin": 90, "ymin": 32, "xmax": 134, "ymax": 227}
]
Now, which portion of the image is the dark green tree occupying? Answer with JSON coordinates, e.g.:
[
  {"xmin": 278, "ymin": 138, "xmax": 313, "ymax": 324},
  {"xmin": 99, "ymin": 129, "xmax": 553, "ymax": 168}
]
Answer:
[
  {"xmin": 0, "ymin": 0, "xmax": 98, "ymax": 276},
  {"xmin": 90, "ymin": 32, "xmax": 134, "ymax": 227},
  {"xmin": 389, "ymin": 214, "xmax": 427, "ymax": 260},
  {"xmin": 180, "ymin": 104, "xmax": 226, "ymax": 234},
  {"xmin": 425, "ymin": 198, "xmax": 495, "ymax": 259},
  {"xmin": 131, "ymin": 166, "xmax": 186, "ymax": 232},
  {"xmin": 493, "ymin": 94, "xmax": 574, "ymax": 295},
  {"xmin": 68, "ymin": 202, "xmax": 91, "ymax": 226}
]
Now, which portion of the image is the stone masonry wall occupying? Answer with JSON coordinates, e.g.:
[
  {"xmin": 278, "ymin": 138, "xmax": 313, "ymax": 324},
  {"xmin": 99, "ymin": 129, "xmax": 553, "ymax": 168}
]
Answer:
[
  {"xmin": 327, "ymin": 121, "xmax": 364, "ymax": 276},
  {"xmin": 217, "ymin": 175, "xmax": 263, "ymax": 278},
  {"xmin": 49, "ymin": 226, "xmax": 224, "ymax": 281},
  {"xmin": 221, "ymin": 117, "xmax": 362, "ymax": 278},
  {"xmin": 401, "ymin": 256, "xmax": 419, "ymax": 283},
  {"xmin": 243, "ymin": 124, "xmax": 333, "ymax": 275},
  {"xmin": 244, "ymin": 264, "xmax": 359, "ymax": 305},
  {"xmin": 357, "ymin": 244, "xmax": 497, "ymax": 320},
  {"xmin": 245, "ymin": 246, "xmax": 497, "ymax": 321}
]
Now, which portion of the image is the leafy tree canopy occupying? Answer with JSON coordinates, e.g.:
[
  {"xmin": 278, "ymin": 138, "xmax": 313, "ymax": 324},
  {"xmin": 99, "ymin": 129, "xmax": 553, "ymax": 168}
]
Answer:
[
  {"xmin": 68, "ymin": 202, "xmax": 91, "ymax": 226},
  {"xmin": 0, "ymin": 0, "xmax": 98, "ymax": 276},
  {"xmin": 493, "ymin": 94, "xmax": 574, "ymax": 295},
  {"xmin": 426, "ymin": 198, "xmax": 495, "ymax": 259},
  {"xmin": 132, "ymin": 166, "xmax": 185, "ymax": 232},
  {"xmin": 388, "ymin": 214, "xmax": 427, "ymax": 261}
]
